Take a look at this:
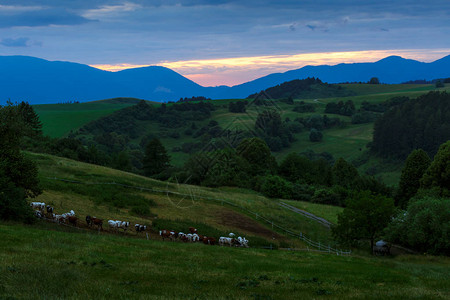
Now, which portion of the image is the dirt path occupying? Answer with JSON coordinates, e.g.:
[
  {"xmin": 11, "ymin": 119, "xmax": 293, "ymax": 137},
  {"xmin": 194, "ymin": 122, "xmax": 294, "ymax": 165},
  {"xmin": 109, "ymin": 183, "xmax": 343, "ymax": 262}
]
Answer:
[{"xmin": 278, "ymin": 202, "xmax": 332, "ymax": 228}]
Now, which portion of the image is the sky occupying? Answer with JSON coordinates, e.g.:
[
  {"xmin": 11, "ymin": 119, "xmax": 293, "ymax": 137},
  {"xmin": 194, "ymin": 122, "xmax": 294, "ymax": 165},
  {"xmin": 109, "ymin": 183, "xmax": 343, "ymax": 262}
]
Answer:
[{"xmin": 1, "ymin": 0, "xmax": 450, "ymax": 86}]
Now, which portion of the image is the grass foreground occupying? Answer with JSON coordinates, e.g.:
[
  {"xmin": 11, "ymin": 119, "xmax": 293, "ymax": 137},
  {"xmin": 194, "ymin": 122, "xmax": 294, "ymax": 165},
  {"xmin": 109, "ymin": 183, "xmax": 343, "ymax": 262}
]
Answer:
[{"xmin": 1, "ymin": 222, "xmax": 449, "ymax": 299}]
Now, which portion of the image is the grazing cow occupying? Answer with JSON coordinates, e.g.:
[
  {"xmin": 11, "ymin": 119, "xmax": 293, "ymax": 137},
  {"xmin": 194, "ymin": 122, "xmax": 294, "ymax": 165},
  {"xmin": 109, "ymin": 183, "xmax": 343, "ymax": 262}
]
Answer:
[
  {"xmin": 219, "ymin": 237, "xmax": 234, "ymax": 247},
  {"xmin": 92, "ymin": 217, "xmax": 103, "ymax": 230},
  {"xmin": 178, "ymin": 232, "xmax": 189, "ymax": 242},
  {"xmin": 202, "ymin": 236, "xmax": 216, "ymax": 246},
  {"xmin": 192, "ymin": 233, "xmax": 200, "ymax": 242},
  {"xmin": 46, "ymin": 205, "xmax": 54, "ymax": 217},
  {"xmin": 108, "ymin": 220, "xmax": 119, "ymax": 232},
  {"xmin": 68, "ymin": 216, "xmax": 78, "ymax": 226},
  {"xmin": 55, "ymin": 214, "xmax": 65, "ymax": 224},
  {"xmin": 116, "ymin": 221, "xmax": 130, "ymax": 233},
  {"xmin": 86, "ymin": 215, "xmax": 92, "ymax": 227},
  {"xmin": 236, "ymin": 236, "xmax": 249, "ymax": 248},
  {"xmin": 31, "ymin": 202, "xmax": 45, "ymax": 212},
  {"xmin": 188, "ymin": 227, "xmax": 198, "ymax": 234},
  {"xmin": 135, "ymin": 224, "xmax": 147, "ymax": 234},
  {"xmin": 34, "ymin": 210, "xmax": 43, "ymax": 218},
  {"xmin": 159, "ymin": 229, "xmax": 177, "ymax": 241}
]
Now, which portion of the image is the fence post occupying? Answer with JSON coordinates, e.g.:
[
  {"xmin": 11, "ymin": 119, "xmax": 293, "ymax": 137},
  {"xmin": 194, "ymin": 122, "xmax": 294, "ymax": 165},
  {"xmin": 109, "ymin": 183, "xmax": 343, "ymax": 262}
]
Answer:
[{"xmin": 146, "ymin": 233, "xmax": 149, "ymax": 240}]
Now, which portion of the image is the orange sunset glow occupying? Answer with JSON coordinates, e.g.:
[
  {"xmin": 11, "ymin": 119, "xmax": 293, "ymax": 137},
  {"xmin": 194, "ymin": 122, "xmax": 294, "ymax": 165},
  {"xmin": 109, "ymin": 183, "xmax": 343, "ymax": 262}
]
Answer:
[{"xmin": 90, "ymin": 49, "xmax": 450, "ymax": 86}]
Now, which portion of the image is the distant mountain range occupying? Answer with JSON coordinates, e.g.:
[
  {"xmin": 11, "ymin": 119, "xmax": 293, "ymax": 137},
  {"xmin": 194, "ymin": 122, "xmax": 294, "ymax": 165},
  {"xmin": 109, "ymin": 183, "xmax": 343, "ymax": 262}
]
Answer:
[{"xmin": 1, "ymin": 54, "xmax": 449, "ymax": 104}]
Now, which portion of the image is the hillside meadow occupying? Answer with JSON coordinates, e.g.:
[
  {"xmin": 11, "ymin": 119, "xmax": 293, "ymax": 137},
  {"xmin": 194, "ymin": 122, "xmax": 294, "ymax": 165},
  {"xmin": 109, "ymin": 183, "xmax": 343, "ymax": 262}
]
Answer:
[
  {"xmin": 1, "ymin": 222, "xmax": 449, "ymax": 299},
  {"xmin": 31, "ymin": 83, "xmax": 449, "ymax": 186},
  {"xmin": 27, "ymin": 152, "xmax": 341, "ymax": 249}
]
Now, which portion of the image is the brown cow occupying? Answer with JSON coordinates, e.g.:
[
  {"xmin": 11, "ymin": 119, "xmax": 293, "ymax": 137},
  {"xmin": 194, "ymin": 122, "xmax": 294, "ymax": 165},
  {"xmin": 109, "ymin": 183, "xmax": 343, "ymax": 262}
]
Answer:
[
  {"xmin": 92, "ymin": 217, "xmax": 103, "ymax": 230},
  {"xmin": 68, "ymin": 216, "xmax": 78, "ymax": 226},
  {"xmin": 188, "ymin": 227, "xmax": 198, "ymax": 234},
  {"xmin": 202, "ymin": 236, "xmax": 216, "ymax": 246},
  {"xmin": 160, "ymin": 229, "xmax": 177, "ymax": 241}
]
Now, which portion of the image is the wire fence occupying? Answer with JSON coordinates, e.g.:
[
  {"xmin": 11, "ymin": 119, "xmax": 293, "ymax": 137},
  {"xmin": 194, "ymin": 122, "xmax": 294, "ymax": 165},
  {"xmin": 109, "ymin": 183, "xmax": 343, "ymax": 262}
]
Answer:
[{"xmin": 44, "ymin": 176, "xmax": 351, "ymax": 255}]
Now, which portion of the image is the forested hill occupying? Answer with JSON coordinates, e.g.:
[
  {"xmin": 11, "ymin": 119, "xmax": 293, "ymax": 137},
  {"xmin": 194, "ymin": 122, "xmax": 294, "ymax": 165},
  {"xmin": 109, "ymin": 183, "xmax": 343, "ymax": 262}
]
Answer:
[
  {"xmin": 372, "ymin": 91, "xmax": 450, "ymax": 159},
  {"xmin": 247, "ymin": 78, "xmax": 356, "ymax": 99}
]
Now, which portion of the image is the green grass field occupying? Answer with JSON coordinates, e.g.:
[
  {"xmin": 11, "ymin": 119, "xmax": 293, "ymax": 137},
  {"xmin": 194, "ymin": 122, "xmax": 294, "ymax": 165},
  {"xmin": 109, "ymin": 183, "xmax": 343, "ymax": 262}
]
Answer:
[
  {"xmin": 27, "ymin": 152, "xmax": 341, "ymax": 249},
  {"xmin": 33, "ymin": 98, "xmax": 149, "ymax": 137},
  {"xmin": 1, "ymin": 222, "xmax": 449, "ymax": 299}
]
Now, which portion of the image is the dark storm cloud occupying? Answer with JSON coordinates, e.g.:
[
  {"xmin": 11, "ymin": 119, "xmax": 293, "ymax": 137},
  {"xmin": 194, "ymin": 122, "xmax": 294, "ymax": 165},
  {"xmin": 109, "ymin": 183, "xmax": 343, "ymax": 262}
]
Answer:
[
  {"xmin": 0, "ymin": 37, "xmax": 30, "ymax": 47},
  {"xmin": 1, "ymin": 1, "xmax": 449, "ymax": 66},
  {"xmin": 0, "ymin": 8, "xmax": 94, "ymax": 28}
]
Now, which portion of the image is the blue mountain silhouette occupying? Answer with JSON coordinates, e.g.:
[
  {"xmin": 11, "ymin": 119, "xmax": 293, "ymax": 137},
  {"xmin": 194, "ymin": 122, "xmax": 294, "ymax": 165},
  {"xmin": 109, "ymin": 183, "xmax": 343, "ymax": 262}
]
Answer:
[{"xmin": 0, "ymin": 54, "xmax": 449, "ymax": 104}]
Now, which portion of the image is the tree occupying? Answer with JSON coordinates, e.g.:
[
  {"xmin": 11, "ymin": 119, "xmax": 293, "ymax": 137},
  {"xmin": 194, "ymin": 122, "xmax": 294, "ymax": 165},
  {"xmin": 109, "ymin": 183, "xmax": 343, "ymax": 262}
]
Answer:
[
  {"xmin": 332, "ymin": 158, "xmax": 359, "ymax": 188},
  {"xmin": 260, "ymin": 175, "xmax": 292, "ymax": 199},
  {"xmin": 333, "ymin": 191, "xmax": 395, "ymax": 253},
  {"xmin": 0, "ymin": 103, "xmax": 41, "ymax": 222},
  {"xmin": 435, "ymin": 80, "xmax": 444, "ymax": 88},
  {"xmin": 396, "ymin": 149, "xmax": 431, "ymax": 208},
  {"xmin": 255, "ymin": 110, "xmax": 282, "ymax": 136},
  {"xmin": 18, "ymin": 101, "xmax": 42, "ymax": 136},
  {"xmin": 420, "ymin": 140, "xmax": 450, "ymax": 196},
  {"xmin": 369, "ymin": 77, "xmax": 380, "ymax": 84},
  {"xmin": 309, "ymin": 128, "xmax": 323, "ymax": 142},
  {"xmin": 143, "ymin": 138, "xmax": 170, "ymax": 176},
  {"xmin": 236, "ymin": 137, "xmax": 277, "ymax": 176},
  {"xmin": 385, "ymin": 196, "xmax": 449, "ymax": 255}
]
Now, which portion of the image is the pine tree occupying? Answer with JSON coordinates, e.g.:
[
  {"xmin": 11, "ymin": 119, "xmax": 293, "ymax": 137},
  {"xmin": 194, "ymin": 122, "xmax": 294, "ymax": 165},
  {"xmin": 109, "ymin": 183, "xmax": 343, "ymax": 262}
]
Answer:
[
  {"xmin": 396, "ymin": 149, "xmax": 431, "ymax": 208},
  {"xmin": 142, "ymin": 138, "xmax": 170, "ymax": 176},
  {"xmin": 421, "ymin": 140, "xmax": 450, "ymax": 196},
  {"xmin": 18, "ymin": 101, "xmax": 42, "ymax": 136}
]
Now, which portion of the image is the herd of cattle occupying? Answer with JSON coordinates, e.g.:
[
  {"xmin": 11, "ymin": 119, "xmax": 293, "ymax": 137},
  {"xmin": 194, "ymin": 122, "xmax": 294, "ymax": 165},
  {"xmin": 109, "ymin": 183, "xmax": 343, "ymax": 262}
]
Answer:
[{"xmin": 31, "ymin": 202, "xmax": 249, "ymax": 248}]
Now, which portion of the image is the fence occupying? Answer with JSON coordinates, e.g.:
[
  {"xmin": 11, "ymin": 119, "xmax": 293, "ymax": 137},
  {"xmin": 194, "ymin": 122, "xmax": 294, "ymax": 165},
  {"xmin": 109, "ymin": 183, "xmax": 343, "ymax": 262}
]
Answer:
[{"xmin": 44, "ymin": 176, "xmax": 351, "ymax": 255}]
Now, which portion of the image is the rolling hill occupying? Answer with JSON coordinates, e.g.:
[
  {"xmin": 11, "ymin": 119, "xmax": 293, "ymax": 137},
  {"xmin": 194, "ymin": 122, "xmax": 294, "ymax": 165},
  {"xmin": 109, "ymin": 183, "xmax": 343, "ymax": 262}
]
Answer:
[
  {"xmin": 1, "ymin": 152, "xmax": 449, "ymax": 299},
  {"xmin": 1, "ymin": 54, "xmax": 450, "ymax": 104}
]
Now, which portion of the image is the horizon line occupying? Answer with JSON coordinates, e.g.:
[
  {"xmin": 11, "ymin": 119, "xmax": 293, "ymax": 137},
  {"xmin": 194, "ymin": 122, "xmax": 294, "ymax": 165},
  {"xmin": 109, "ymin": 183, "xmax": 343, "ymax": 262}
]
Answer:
[{"xmin": 89, "ymin": 49, "xmax": 450, "ymax": 87}]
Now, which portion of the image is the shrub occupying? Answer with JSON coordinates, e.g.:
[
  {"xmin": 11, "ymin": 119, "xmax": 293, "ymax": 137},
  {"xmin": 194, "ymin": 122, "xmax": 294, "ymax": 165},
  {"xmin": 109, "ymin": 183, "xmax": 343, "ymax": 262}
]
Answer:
[{"xmin": 260, "ymin": 175, "xmax": 292, "ymax": 199}]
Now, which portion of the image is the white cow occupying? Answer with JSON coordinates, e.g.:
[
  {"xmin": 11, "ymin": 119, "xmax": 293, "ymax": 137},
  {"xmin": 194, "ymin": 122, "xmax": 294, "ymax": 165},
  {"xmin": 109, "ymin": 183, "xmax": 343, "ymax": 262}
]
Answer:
[{"xmin": 219, "ymin": 237, "xmax": 233, "ymax": 247}]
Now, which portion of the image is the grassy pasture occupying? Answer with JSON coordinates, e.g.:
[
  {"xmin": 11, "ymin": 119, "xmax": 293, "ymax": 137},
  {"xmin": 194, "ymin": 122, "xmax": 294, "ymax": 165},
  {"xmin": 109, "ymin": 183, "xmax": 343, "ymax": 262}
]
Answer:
[
  {"xmin": 28, "ymin": 152, "xmax": 341, "ymax": 248},
  {"xmin": 1, "ymin": 222, "xmax": 449, "ymax": 299},
  {"xmin": 33, "ymin": 98, "xmax": 145, "ymax": 137}
]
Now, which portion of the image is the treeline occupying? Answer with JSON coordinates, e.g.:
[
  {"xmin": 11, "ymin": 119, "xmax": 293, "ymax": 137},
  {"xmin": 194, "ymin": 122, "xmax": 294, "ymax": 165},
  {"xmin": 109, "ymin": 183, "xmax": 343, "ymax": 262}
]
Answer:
[
  {"xmin": 154, "ymin": 137, "xmax": 392, "ymax": 207},
  {"xmin": 248, "ymin": 78, "xmax": 356, "ymax": 100},
  {"xmin": 372, "ymin": 91, "xmax": 450, "ymax": 159}
]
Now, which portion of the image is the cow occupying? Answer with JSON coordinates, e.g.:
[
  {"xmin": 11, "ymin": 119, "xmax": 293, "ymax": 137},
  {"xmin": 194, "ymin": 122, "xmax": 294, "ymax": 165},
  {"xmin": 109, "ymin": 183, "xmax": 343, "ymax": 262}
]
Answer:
[
  {"xmin": 68, "ymin": 216, "xmax": 78, "ymax": 226},
  {"xmin": 188, "ymin": 227, "xmax": 198, "ymax": 234},
  {"xmin": 86, "ymin": 215, "xmax": 92, "ymax": 227},
  {"xmin": 202, "ymin": 236, "xmax": 216, "ymax": 246},
  {"xmin": 31, "ymin": 202, "xmax": 45, "ymax": 212},
  {"xmin": 92, "ymin": 217, "xmax": 103, "ymax": 230},
  {"xmin": 159, "ymin": 229, "xmax": 177, "ymax": 241},
  {"xmin": 55, "ymin": 214, "xmax": 65, "ymax": 224},
  {"xmin": 192, "ymin": 233, "xmax": 200, "ymax": 242},
  {"xmin": 219, "ymin": 237, "xmax": 234, "ymax": 247},
  {"xmin": 178, "ymin": 232, "xmax": 189, "ymax": 242},
  {"xmin": 34, "ymin": 210, "xmax": 43, "ymax": 218},
  {"xmin": 236, "ymin": 236, "xmax": 249, "ymax": 248},
  {"xmin": 108, "ymin": 220, "xmax": 119, "ymax": 232},
  {"xmin": 135, "ymin": 224, "xmax": 147, "ymax": 234},
  {"xmin": 46, "ymin": 205, "xmax": 54, "ymax": 217},
  {"xmin": 117, "ymin": 221, "xmax": 130, "ymax": 233}
]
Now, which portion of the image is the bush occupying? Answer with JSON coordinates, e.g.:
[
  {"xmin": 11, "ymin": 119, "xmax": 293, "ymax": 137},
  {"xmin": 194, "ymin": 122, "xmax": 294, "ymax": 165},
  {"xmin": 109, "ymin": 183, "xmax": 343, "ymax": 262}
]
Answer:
[
  {"xmin": 260, "ymin": 175, "xmax": 292, "ymax": 199},
  {"xmin": 385, "ymin": 196, "xmax": 449, "ymax": 255},
  {"xmin": 311, "ymin": 188, "xmax": 340, "ymax": 206},
  {"xmin": 309, "ymin": 129, "xmax": 323, "ymax": 142}
]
